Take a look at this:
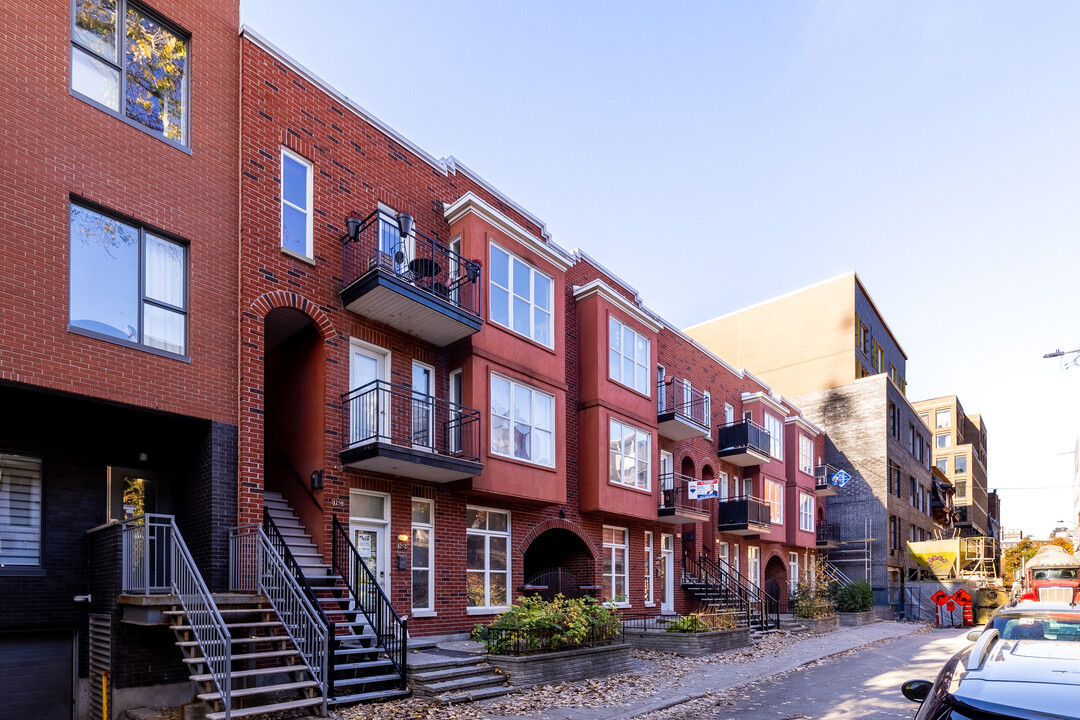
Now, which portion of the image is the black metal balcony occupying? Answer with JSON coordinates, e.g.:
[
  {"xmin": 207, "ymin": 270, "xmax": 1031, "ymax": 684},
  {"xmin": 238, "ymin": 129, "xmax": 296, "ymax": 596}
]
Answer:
[
  {"xmin": 341, "ymin": 209, "xmax": 482, "ymax": 346},
  {"xmin": 814, "ymin": 464, "xmax": 840, "ymax": 496},
  {"xmin": 816, "ymin": 522, "xmax": 841, "ymax": 547},
  {"xmin": 716, "ymin": 421, "xmax": 772, "ymax": 467},
  {"xmin": 656, "ymin": 377, "xmax": 710, "ymax": 440},
  {"xmin": 716, "ymin": 497, "xmax": 771, "ymax": 535},
  {"xmin": 657, "ymin": 471, "xmax": 711, "ymax": 524},
  {"xmin": 340, "ymin": 379, "xmax": 482, "ymax": 482}
]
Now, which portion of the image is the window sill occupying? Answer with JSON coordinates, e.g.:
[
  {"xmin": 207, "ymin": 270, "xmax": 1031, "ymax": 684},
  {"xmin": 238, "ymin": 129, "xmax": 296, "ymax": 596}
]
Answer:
[
  {"xmin": 467, "ymin": 606, "xmax": 509, "ymax": 616},
  {"xmin": 607, "ymin": 481, "xmax": 652, "ymax": 495},
  {"xmin": 488, "ymin": 451, "xmax": 557, "ymax": 473},
  {"xmin": 487, "ymin": 319, "xmax": 558, "ymax": 356},
  {"xmin": 68, "ymin": 325, "xmax": 191, "ymax": 363},
  {"xmin": 70, "ymin": 88, "xmax": 192, "ymax": 155},
  {"xmin": 608, "ymin": 602, "xmax": 631, "ymax": 609},
  {"xmin": 644, "ymin": 602, "xmax": 655, "ymax": 608},
  {"xmin": 608, "ymin": 376, "xmax": 652, "ymax": 401},
  {"xmin": 281, "ymin": 246, "xmax": 316, "ymax": 266},
  {"xmin": 411, "ymin": 610, "xmax": 437, "ymax": 618}
]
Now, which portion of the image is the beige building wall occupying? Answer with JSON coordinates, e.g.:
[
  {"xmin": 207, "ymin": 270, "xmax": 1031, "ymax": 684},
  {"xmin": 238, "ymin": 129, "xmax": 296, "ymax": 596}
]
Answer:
[{"xmin": 913, "ymin": 396, "xmax": 989, "ymax": 536}]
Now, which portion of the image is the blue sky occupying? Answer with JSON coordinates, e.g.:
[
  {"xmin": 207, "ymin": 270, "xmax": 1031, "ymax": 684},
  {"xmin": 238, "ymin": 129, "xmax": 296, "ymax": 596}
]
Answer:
[{"xmin": 241, "ymin": 1, "xmax": 1080, "ymax": 539}]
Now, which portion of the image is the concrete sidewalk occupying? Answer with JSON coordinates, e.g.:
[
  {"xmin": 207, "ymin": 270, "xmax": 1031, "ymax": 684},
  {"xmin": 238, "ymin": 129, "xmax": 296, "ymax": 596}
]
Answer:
[{"xmin": 478, "ymin": 621, "xmax": 928, "ymax": 720}]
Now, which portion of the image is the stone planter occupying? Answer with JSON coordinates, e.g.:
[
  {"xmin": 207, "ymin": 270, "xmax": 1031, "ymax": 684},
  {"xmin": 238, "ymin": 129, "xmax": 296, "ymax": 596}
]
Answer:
[
  {"xmin": 623, "ymin": 626, "xmax": 751, "ymax": 657},
  {"xmin": 837, "ymin": 610, "xmax": 877, "ymax": 626},
  {"xmin": 488, "ymin": 643, "xmax": 633, "ymax": 686},
  {"xmin": 796, "ymin": 615, "xmax": 839, "ymax": 633}
]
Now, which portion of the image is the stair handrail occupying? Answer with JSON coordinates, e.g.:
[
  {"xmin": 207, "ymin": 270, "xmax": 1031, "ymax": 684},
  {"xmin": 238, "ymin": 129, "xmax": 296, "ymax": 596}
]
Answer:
[
  {"xmin": 712, "ymin": 554, "xmax": 780, "ymax": 630},
  {"xmin": 261, "ymin": 510, "xmax": 336, "ymax": 701},
  {"xmin": 332, "ymin": 514, "xmax": 408, "ymax": 689},
  {"xmin": 279, "ymin": 451, "xmax": 323, "ymax": 512},
  {"xmin": 683, "ymin": 549, "xmax": 752, "ymax": 628},
  {"xmin": 123, "ymin": 514, "xmax": 232, "ymax": 719}
]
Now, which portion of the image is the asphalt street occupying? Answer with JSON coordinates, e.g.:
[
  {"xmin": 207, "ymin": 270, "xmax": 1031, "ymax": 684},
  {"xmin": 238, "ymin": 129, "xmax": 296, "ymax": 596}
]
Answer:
[{"xmin": 666, "ymin": 628, "xmax": 971, "ymax": 720}]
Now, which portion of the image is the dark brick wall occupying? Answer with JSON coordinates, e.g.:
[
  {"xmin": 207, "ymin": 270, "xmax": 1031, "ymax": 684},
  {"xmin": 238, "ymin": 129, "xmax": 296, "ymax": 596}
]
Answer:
[{"xmin": 177, "ymin": 422, "xmax": 239, "ymax": 592}]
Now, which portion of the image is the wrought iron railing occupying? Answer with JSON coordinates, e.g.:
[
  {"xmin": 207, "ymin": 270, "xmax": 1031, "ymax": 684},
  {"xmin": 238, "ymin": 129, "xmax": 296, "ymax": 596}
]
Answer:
[
  {"xmin": 229, "ymin": 522, "xmax": 328, "ymax": 714},
  {"xmin": 814, "ymin": 464, "xmax": 839, "ymax": 490},
  {"xmin": 331, "ymin": 515, "xmax": 407, "ymax": 689},
  {"xmin": 716, "ymin": 420, "xmax": 772, "ymax": 457},
  {"xmin": 658, "ymin": 471, "xmax": 709, "ymax": 517},
  {"xmin": 716, "ymin": 497, "xmax": 772, "ymax": 529},
  {"xmin": 342, "ymin": 209, "xmax": 481, "ymax": 318},
  {"xmin": 341, "ymin": 379, "xmax": 481, "ymax": 462},
  {"xmin": 683, "ymin": 549, "xmax": 779, "ymax": 630},
  {"xmin": 816, "ymin": 522, "xmax": 841, "ymax": 545},
  {"xmin": 122, "ymin": 514, "xmax": 231, "ymax": 718},
  {"xmin": 657, "ymin": 377, "xmax": 710, "ymax": 428},
  {"xmin": 473, "ymin": 622, "xmax": 623, "ymax": 656}
]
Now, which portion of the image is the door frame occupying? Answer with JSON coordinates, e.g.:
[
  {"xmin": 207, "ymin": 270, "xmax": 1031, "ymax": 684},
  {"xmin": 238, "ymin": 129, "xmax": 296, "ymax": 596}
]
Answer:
[
  {"xmin": 660, "ymin": 533, "xmax": 675, "ymax": 613},
  {"xmin": 349, "ymin": 338, "xmax": 390, "ymax": 444},
  {"xmin": 349, "ymin": 489, "xmax": 391, "ymax": 596}
]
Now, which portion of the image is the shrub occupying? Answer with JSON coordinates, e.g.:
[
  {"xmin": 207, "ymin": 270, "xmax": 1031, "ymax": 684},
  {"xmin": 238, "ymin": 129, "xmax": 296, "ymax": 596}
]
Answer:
[
  {"xmin": 834, "ymin": 580, "xmax": 874, "ymax": 613},
  {"xmin": 665, "ymin": 610, "xmax": 737, "ymax": 633},
  {"xmin": 791, "ymin": 580, "xmax": 834, "ymax": 619},
  {"xmin": 472, "ymin": 594, "xmax": 622, "ymax": 654}
]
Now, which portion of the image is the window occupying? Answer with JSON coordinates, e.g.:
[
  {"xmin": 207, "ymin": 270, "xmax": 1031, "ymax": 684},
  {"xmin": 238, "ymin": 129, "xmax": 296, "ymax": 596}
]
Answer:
[
  {"xmin": 888, "ymin": 402, "xmax": 898, "ymax": 438},
  {"xmin": 919, "ymin": 413, "xmax": 929, "ymax": 426},
  {"xmin": 764, "ymin": 478, "xmax": 784, "ymax": 524},
  {"xmin": 956, "ymin": 480, "xmax": 967, "ymax": 498},
  {"xmin": 875, "ymin": 342, "xmax": 885, "ymax": 373},
  {"xmin": 748, "ymin": 546, "xmax": 760, "ymax": 586},
  {"xmin": 936, "ymin": 433, "xmax": 952, "ymax": 448},
  {"xmin": 862, "ymin": 324, "xmax": 871, "ymax": 353},
  {"xmin": 789, "ymin": 552, "xmax": 800, "ymax": 589},
  {"xmin": 466, "ymin": 507, "xmax": 510, "ymax": 609},
  {"xmin": 71, "ymin": 0, "xmax": 188, "ymax": 144},
  {"xmin": 448, "ymin": 369, "xmax": 463, "ymax": 453},
  {"xmin": 909, "ymin": 477, "xmax": 917, "ymax": 506},
  {"xmin": 894, "ymin": 464, "xmax": 902, "ymax": 498},
  {"xmin": 411, "ymin": 499, "xmax": 434, "ymax": 611},
  {"xmin": 889, "ymin": 516, "xmax": 899, "ymax": 550},
  {"xmin": 703, "ymin": 392, "xmax": 712, "ymax": 438},
  {"xmin": 908, "ymin": 424, "xmax": 916, "ymax": 454},
  {"xmin": 644, "ymin": 531, "xmax": 654, "ymax": 605},
  {"xmin": 608, "ymin": 316, "xmax": 650, "ymax": 395},
  {"xmin": 280, "ymin": 148, "xmax": 313, "ymax": 258},
  {"xmin": 0, "ymin": 454, "xmax": 42, "ymax": 567},
  {"xmin": 936, "ymin": 409, "xmax": 951, "ymax": 428},
  {"xmin": 718, "ymin": 541, "xmax": 729, "ymax": 566},
  {"xmin": 764, "ymin": 413, "xmax": 783, "ymax": 460},
  {"xmin": 936, "ymin": 457, "xmax": 948, "ymax": 474},
  {"xmin": 733, "ymin": 544, "xmax": 740, "ymax": 573},
  {"xmin": 490, "ymin": 375, "xmax": 554, "ymax": 467},
  {"xmin": 70, "ymin": 203, "xmax": 187, "ymax": 355},
  {"xmin": 609, "ymin": 419, "xmax": 651, "ymax": 491},
  {"xmin": 602, "ymin": 526, "xmax": 629, "ymax": 604},
  {"xmin": 718, "ymin": 471, "xmax": 729, "ymax": 502},
  {"xmin": 799, "ymin": 493, "xmax": 814, "ymax": 532},
  {"xmin": 724, "ymin": 403, "xmax": 735, "ymax": 425},
  {"xmin": 799, "ymin": 435, "xmax": 813, "ymax": 474},
  {"xmin": 955, "ymin": 455, "xmax": 967, "ymax": 474},
  {"xmin": 489, "ymin": 243, "xmax": 552, "ymax": 347}
]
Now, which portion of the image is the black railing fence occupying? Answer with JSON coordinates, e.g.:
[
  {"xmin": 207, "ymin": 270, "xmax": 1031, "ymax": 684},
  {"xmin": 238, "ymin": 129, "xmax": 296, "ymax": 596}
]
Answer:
[
  {"xmin": 716, "ymin": 420, "xmax": 772, "ymax": 456},
  {"xmin": 473, "ymin": 622, "xmax": 623, "ymax": 656},
  {"xmin": 683, "ymin": 549, "xmax": 779, "ymax": 630},
  {"xmin": 658, "ymin": 471, "xmax": 709, "ymax": 516},
  {"xmin": 657, "ymin": 376, "xmax": 710, "ymax": 427},
  {"xmin": 816, "ymin": 522, "xmax": 841, "ymax": 545},
  {"xmin": 716, "ymin": 497, "xmax": 772, "ymax": 528}
]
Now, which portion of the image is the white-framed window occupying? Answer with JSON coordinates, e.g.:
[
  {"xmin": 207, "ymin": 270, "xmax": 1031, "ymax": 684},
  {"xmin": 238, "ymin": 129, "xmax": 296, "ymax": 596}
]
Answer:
[
  {"xmin": 644, "ymin": 531, "xmax": 654, "ymax": 606},
  {"xmin": 411, "ymin": 499, "xmax": 434, "ymax": 612},
  {"xmin": 733, "ymin": 544, "xmax": 740, "ymax": 573},
  {"xmin": 449, "ymin": 369, "xmax": 463, "ymax": 453},
  {"xmin": 281, "ymin": 147, "xmax": 313, "ymax": 258},
  {"xmin": 718, "ymin": 541, "xmax": 729, "ymax": 566},
  {"xmin": 937, "ymin": 433, "xmax": 952, "ymax": 448},
  {"xmin": 490, "ymin": 374, "xmax": 554, "ymax": 467},
  {"xmin": 799, "ymin": 435, "xmax": 813, "ymax": 474},
  {"xmin": 603, "ymin": 526, "xmax": 629, "ymax": 605},
  {"xmin": 466, "ymin": 507, "xmax": 510, "ymax": 609},
  {"xmin": 789, "ymin": 552, "xmax": 799, "ymax": 589},
  {"xmin": 609, "ymin": 418, "xmax": 651, "ymax": 491},
  {"xmin": 724, "ymin": 403, "xmax": 735, "ymax": 425},
  {"xmin": 748, "ymin": 546, "xmax": 760, "ymax": 586},
  {"xmin": 718, "ymin": 471, "xmax": 729, "ymax": 501},
  {"xmin": 489, "ymin": 242, "xmax": 553, "ymax": 347},
  {"xmin": 704, "ymin": 391, "xmax": 712, "ymax": 438},
  {"xmin": 764, "ymin": 413, "xmax": 783, "ymax": 460},
  {"xmin": 936, "ymin": 409, "xmax": 951, "ymax": 428},
  {"xmin": 799, "ymin": 492, "xmax": 814, "ymax": 532},
  {"xmin": 764, "ymin": 478, "xmax": 784, "ymax": 524},
  {"xmin": 0, "ymin": 454, "xmax": 42, "ymax": 567},
  {"xmin": 608, "ymin": 316, "xmax": 650, "ymax": 395}
]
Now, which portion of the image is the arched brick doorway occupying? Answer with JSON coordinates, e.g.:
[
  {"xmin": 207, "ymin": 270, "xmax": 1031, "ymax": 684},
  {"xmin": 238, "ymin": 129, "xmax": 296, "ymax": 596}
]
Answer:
[
  {"xmin": 764, "ymin": 554, "xmax": 787, "ymax": 614},
  {"xmin": 522, "ymin": 527, "xmax": 596, "ymax": 601}
]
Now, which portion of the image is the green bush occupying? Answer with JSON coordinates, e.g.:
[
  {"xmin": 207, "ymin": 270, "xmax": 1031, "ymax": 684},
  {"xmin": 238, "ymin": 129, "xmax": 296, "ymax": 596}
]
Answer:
[
  {"xmin": 472, "ymin": 594, "xmax": 622, "ymax": 654},
  {"xmin": 664, "ymin": 611, "xmax": 737, "ymax": 633},
  {"xmin": 834, "ymin": 580, "xmax": 874, "ymax": 613}
]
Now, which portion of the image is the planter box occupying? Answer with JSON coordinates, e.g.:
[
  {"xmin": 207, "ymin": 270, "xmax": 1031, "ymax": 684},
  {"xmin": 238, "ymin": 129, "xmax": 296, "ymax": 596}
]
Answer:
[
  {"xmin": 623, "ymin": 627, "xmax": 751, "ymax": 657},
  {"xmin": 838, "ymin": 610, "xmax": 877, "ymax": 626},
  {"xmin": 796, "ymin": 615, "xmax": 839, "ymax": 633},
  {"xmin": 488, "ymin": 643, "xmax": 633, "ymax": 686}
]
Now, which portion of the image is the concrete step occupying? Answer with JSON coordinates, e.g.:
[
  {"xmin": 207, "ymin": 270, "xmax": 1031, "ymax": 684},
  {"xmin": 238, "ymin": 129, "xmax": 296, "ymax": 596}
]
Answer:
[
  {"xmin": 432, "ymin": 684, "xmax": 516, "ymax": 705},
  {"xmin": 327, "ymin": 688, "xmax": 410, "ymax": 707},
  {"xmin": 420, "ymin": 672, "xmax": 506, "ymax": 695},
  {"xmin": 206, "ymin": 697, "xmax": 323, "ymax": 720},
  {"xmin": 410, "ymin": 662, "xmax": 494, "ymax": 684}
]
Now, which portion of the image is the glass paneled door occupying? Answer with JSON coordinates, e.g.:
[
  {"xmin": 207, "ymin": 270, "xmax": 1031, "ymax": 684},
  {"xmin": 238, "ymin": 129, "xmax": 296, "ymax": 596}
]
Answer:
[
  {"xmin": 350, "ymin": 490, "xmax": 390, "ymax": 596},
  {"xmin": 352, "ymin": 524, "xmax": 387, "ymax": 593},
  {"xmin": 412, "ymin": 362, "xmax": 434, "ymax": 450},
  {"xmin": 660, "ymin": 451, "xmax": 674, "ymax": 509},
  {"xmin": 349, "ymin": 342, "xmax": 387, "ymax": 445},
  {"xmin": 660, "ymin": 533, "xmax": 674, "ymax": 613}
]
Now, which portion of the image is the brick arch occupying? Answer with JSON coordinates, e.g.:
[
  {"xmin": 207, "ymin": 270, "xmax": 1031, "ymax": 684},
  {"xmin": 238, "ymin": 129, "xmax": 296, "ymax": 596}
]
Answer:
[
  {"xmin": 249, "ymin": 290, "xmax": 335, "ymax": 340},
  {"xmin": 518, "ymin": 518, "xmax": 599, "ymax": 560}
]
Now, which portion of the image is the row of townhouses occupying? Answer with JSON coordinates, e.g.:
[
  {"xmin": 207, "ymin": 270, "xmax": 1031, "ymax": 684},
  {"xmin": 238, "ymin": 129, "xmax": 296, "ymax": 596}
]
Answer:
[{"xmin": 0, "ymin": 2, "xmax": 980, "ymax": 719}]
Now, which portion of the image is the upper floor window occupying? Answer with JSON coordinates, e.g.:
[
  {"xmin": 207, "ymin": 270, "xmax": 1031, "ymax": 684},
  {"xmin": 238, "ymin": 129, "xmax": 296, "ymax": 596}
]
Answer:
[
  {"xmin": 72, "ymin": 0, "xmax": 189, "ymax": 146},
  {"xmin": 608, "ymin": 317, "xmax": 650, "ymax": 395},
  {"xmin": 70, "ymin": 202, "xmax": 187, "ymax": 356},
  {"xmin": 908, "ymin": 424, "xmax": 916, "ymax": 454},
  {"xmin": 0, "ymin": 454, "xmax": 43, "ymax": 567},
  {"xmin": 799, "ymin": 435, "xmax": 813, "ymax": 474},
  {"xmin": 764, "ymin": 413, "xmax": 783, "ymax": 460},
  {"xmin": 764, "ymin": 478, "xmax": 784, "ymax": 524},
  {"xmin": 954, "ymin": 455, "xmax": 967, "ymax": 474},
  {"xmin": 280, "ymin": 148, "xmax": 313, "ymax": 258},
  {"xmin": 936, "ymin": 457, "xmax": 948, "ymax": 474},
  {"xmin": 799, "ymin": 493, "xmax": 814, "ymax": 532},
  {"xmin": 489, "ymin": 243, "xmax": 552, "ymax": 347},
  {"xmin": 936, "ymin": 433, "xmax": 952, "ymax": 448},
  {"xmin": 609, "ymin": 418, "xmax": 651, "ymax": 491},
  {"xmin": 936, "ymin": 410, "xmax": 951, "ymax": 428},
  {"xmin": 490, "ymin": 375, "xmax": 554, "ymax": 467}
]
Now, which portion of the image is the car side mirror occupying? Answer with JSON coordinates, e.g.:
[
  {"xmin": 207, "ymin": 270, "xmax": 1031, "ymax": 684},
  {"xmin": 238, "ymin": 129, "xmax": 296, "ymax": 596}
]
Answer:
[
  {"xmin": 966, "ymin": 629, "xmax": 983, "ymax": 641},
  {"xmin": 902, "ymin": 680, "xmax": 933, "ymax": 703}
]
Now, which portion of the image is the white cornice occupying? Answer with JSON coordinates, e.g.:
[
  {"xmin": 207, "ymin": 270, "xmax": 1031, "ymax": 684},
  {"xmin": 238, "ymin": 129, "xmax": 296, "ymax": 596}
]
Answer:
[
  {"xmin": 573, "ymin": 280, "xmax": 663, "ymax": 333},
  {"xmin": 741, "ymin": 391, "xmax": 788, "ymax": 416},
  {"xmin": 444, "ymin": 192, "xmax": 572, "ymax": 271},
  {"xmin": 785, "ymin": 415, "xmax": 822, "ymax": 436}
]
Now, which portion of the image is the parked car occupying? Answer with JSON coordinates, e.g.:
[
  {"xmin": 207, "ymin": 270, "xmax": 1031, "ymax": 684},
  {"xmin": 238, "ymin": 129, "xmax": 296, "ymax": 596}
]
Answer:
[
  {"xmin": 972, "ymin": 601, "xmax": 1080, "ymax": 642},
  {"xmin": 901, "ymin": 620, "xmax": 1080, "ymax": 719}
]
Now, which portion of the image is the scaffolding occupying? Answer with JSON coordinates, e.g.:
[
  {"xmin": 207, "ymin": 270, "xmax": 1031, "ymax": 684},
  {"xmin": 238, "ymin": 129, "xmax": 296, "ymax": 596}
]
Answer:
[{"xmin": 828, "ymin": 517, "xmax": 875, "ymax": 584}]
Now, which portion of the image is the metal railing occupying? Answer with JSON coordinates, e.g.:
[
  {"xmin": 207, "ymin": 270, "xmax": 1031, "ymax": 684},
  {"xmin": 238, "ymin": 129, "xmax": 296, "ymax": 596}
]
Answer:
[
  {"xmin": 342, "ymin": 209, "xmax": 481, "ymax": 318},
  {"xmin": 332, "ymin": 515, "xmax": 407, "ymax": 689},
  {"xmin": 683, "ymin": 549, "xmax": 779, "ymax": 630},
  {"xmin": 342, "ymin": 379, "xmax": 481, "ymax": 462},
  {"xmin": 473, "ymin": 622, "xmax": 623, "ymax": 656},
  {"xmin": 716, "ymin": 420, "xmax": 772, "ymax": 457},
  {"xmin": 658, "ymin": 471, "xmax": 709, "ymax": 517},
  {"xmin": 229, "ymin": 522, "xmax": 328, "ymax": 714},
  {"xmin": 716, "ymin": 497, "xmax": 772, "ymax": 530},
  {"xmin": 823, "ymin": 562, "xmax": 855, "ymax": 587},
  {"xmin": 816, "ymin": 522, "xmax": 841, "ymax": 545},
  {"xmin": 814, "ymin": 464, "xmax": 839, "ymax": 490},
  {"xmin": 123, "ymin": 514, "xmax": 231, "ymax": 718},
  {"xmin": 657, "ymin": 377, "xmax": 710, "ymax": 428}
]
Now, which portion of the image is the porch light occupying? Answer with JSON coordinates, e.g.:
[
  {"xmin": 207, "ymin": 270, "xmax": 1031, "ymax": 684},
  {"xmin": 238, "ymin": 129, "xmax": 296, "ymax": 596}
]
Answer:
[
  {"xmin": 397, "ymin": 533, "xmax": 410, "ymax": 543},
  {"xmin": 396, "ymin": 212, "xmax": 414, "ymax": 240}
]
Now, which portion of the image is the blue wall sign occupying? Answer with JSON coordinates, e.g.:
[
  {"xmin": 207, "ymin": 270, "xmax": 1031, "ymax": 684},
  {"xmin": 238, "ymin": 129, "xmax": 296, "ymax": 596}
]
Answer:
[{"xmin": 831, "ymin": 470, "xmax": 851, "ymax": 487}]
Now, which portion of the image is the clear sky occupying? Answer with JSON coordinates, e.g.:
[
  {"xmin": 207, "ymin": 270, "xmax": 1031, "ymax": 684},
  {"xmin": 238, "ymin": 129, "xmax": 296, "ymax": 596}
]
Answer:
[{"xmin": 240, "ymin": 1, "xmax": 1080, "ymax": 539}]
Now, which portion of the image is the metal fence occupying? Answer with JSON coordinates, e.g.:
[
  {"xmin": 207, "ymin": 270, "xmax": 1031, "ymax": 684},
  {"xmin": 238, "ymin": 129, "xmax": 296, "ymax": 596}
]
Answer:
[
  {"xmin": 473, "ymin": 622, "xmax": 624, "ymax": 656},
  {"xmin": 657, "ymin": 376, "xmax": 710, "ymax": 428}
]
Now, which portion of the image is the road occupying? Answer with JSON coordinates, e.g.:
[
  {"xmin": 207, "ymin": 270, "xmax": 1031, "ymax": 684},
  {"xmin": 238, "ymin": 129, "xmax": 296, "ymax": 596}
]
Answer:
[{"xmin": 656, "ymin": 628, "xmax": 971, "ymax": 720}]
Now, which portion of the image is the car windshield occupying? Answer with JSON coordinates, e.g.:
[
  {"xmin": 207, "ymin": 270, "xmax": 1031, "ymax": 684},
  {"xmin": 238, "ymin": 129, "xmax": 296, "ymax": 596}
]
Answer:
[
  {"xmin": 1032, "ymin": 568, "xmax": 1079, "ymax": 580},
  {"xmin": 990, "ymin": 614, "xmax": 1080, "ymax": 642}
]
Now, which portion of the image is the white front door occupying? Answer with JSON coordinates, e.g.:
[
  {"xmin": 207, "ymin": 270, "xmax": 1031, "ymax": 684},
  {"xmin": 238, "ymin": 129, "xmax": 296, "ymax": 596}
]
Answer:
[
  {"xmin": 349, "ymin": 342, "xmax": 388, "ymax": 444},
  {"xmin": 660, "ymin": 533, "xmax": 675, "ymax": 613},
  {"xmin": 748, "ymin": 546, "xmax": 760, "ymax": 586},
  {"xmin": 350, "ymin": 490, "xmax": 390, "ymax": 595},
  {"xmin": 411, "ymin": 361, "xmax": 434, "ymax": 450},
  {"xmin": 660, "ymin": 451, "xmax": 674, "ymax": 508}
]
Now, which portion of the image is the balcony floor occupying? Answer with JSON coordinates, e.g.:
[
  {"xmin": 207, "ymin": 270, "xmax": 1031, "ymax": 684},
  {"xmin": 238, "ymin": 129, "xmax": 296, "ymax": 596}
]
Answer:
[
  {"xmin": 717, "ymin": 522, "xmax": 770, "ymax": 536},
  {"xmin": 341, "ymin": 269, "xmax": 481, "ymax": 345},
  {"xmin": 717, "ymin": 447, "xmax": 772, "ymax": 467},
  {"xmin": 340, "ymin": 441, "xmax": 482, "ymax": 483},
  {"xmin": 657, "ymin": 413, "xmax": 710, "ymax": 441},
  {"xmin": 657, "ymin": 507, "xmax": 711, "ymax": 524}
]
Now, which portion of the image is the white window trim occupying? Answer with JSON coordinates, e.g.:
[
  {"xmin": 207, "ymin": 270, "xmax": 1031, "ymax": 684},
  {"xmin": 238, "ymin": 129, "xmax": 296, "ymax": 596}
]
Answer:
[
  {"xmin": 281, "ymin": 147, "xmax": 314, "ymax": 259},
  {"xmin": 704, "ymin": 391, "xmax": 712, "ymax": 439},
  {"xmin": 489, "ymin": 373, "xmax": 555, "ymax": 468},
  {"xmin": 603, "ymin": 525, "xmax": 630, "ymax": 607},
  {"xmin": 799, "ymin": 492, "xmax": 815, "ymax": 532},
  {"xmin": 411, "ymin": 498, "xmax": 435, "ymax": 614},
  {"xmin": 644, "ymin": 531, "xmax": 655, "ymax": 607},
  {"xmin": 748, "ymin": 546, "xmax": 760, "ymax": 586},
  {"xmin": 764, "ymin": 478, "xmax": 784, "ymax": 525},
  {"xmin": 488, "ymin": 241, "xmax": 554, "ymax": 347},
  {"xmin": 718, "ymin": 471, "xmax": 729, "ymax": 502},
  {"xmin": 789, "ymin": 551, "xmax": 800, "ymax": 588},
  {"xmin": 799, "ymin": 435, "xmax": 813, "ymax": 474},
  {"xmin": 724, "ymin": 402, "xmax": 735, "ymax": 425},
  {"xmin": 465, "ymin": 506, "xmax": 511, "ymax": 611},
  {"xmin": 609, "ymin": 418, "xmax": 652, "ymax": 492},
  {"xmin": 0, "ymin": 453, "xmax": 42, "ymax": 567},
  {"xmin": 608, "ymin": 315, "xmax": 651, "ymax": 396},
  {"xmin": 764, "ymin": 413, "xmax": 783, "ymax": 460}
]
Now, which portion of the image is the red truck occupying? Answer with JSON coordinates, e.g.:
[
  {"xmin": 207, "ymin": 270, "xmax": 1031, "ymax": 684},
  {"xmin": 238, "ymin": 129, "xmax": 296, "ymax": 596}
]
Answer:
[{"xmin": 1020, "ymin": 545, "xmax": 1080, "ymax": 603}]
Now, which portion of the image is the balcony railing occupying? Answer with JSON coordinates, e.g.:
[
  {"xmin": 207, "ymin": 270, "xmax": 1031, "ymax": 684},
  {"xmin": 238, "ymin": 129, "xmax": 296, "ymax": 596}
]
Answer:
[
  {"xmin": 656, "ymin": 377, "xmax": 710, "ymax": 440},
  {"xmin": 341, "ymin": 209, "xmax": 482, "ymax": 344},
  {"xmin": 816, "ymin": 522, "xmax": 841, "ymax": 546},
  {"xmin": 716, "ymin": 496, "xmax": 771, "ymax": 535},
  {"xmin": 814, "ymin": 464, "xmax": 840, "ymax": 496},
  {"xmin": 657, "ymin": 471, "xmax": 711, "ymax": 524},
  {"xmin": 340, "ymin": 379, "xmax": 482, "ymax": 481},
  {"xmin": 716, "ymin": 421, "xmax": 772, "ymax": 466}
]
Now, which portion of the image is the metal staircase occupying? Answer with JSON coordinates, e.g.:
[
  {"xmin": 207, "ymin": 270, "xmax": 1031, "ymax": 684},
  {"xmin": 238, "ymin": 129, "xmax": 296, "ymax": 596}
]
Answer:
[{"xmin": 681, "ymin": 550, "xmax": 779, "ymax": 630}]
